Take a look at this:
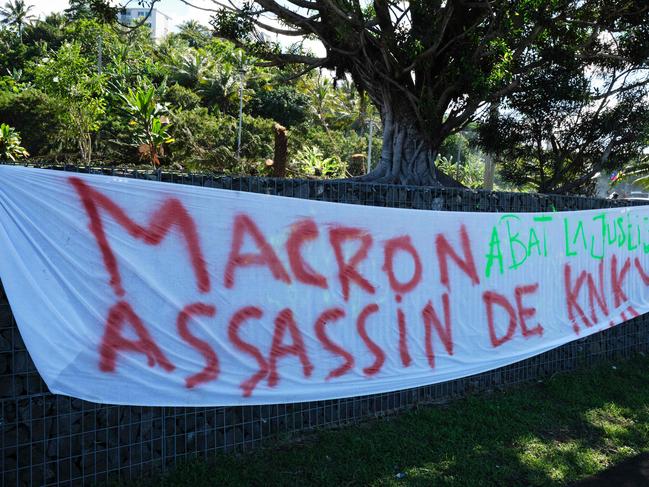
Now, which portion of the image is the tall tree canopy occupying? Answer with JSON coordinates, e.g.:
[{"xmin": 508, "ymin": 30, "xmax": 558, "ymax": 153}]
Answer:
[
  {"xmin": 206, "ymin": 0, "xmax": 649, "ymax": 186},
  {"xmin": 479, "ymin": 65, "xmax": 649, "ymax": 194}
]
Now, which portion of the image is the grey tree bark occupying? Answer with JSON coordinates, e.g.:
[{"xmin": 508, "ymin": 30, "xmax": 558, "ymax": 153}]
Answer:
[{"xmin": 360, "ymin": 108, "xmax": 463, "ymax": 187}]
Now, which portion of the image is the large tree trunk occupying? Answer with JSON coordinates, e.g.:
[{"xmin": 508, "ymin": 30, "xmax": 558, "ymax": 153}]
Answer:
[{"xmin": 360, "ymin": 109, "xmax": 463, "ymax": 188}]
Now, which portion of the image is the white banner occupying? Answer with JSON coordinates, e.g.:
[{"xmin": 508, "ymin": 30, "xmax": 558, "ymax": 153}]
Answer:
[{"xmin": 0, "ymin": 165, "xmax": 648, "ymax": 406}]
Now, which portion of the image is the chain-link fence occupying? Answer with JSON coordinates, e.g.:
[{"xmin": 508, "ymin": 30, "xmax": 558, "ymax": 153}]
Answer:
[{"xmin": 1, "ymin": 164, "xmax": 648, "ymax": 486}]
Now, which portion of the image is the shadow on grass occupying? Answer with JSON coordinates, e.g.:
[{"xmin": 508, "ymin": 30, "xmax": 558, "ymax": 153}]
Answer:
[
  {"xmin": 126, "ymin": 355, "xmax": 649, "ymax": 486},
  {"xmin": 572, "ymin": 452, "xmax": 649, "ymax": 486}
]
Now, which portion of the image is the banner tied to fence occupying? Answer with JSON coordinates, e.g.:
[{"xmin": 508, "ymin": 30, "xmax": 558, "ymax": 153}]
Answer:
[{"xmin": 1, "ymin": 165, "xmax": 649, "ymax": 406}]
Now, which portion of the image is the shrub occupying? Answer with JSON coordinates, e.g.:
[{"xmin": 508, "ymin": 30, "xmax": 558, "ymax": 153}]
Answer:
[
  {"xmin": 289, "ymin": 125, "xmax": 381, "ymax": 177},
  {"xmin": 170, "ymin": 108, "xmax": 274, "ymax": 173},
  {"xmin": 0, "ymin": 123, "xmax": 29, "ymax": 161},
  {"xmin": 171, "ymin": 107, "xmax": 237, "ymax": 171},
  {"xmin": 0, "ymin": 88, "xmax": 62, "ymax": 156},
  {"xmin": 164, "ymin": 83, "xmax": 202, "ymax": 110},
  {"xmin": 291, "ymin": 145, "xmax": 347, "ymax": 178}
]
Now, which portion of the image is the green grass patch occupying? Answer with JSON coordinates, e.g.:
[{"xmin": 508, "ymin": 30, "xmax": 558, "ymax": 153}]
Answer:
[{"xmin": 132, "ymin": 355, "xmax": 649, "ymax": 486}]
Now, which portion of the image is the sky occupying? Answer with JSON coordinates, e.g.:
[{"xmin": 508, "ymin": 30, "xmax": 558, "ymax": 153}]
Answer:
[{"xmin": 31, "ymin": 0, "xmax": 225, "ymax": 30}]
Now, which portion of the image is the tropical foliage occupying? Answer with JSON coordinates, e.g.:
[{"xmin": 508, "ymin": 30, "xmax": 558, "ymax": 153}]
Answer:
[
  {"xmin": 0, "ymin": 122, "xmax": 28, "ymax": 160},
  {"xmin": 0, "ymin": 11, "xmax": 382, "ymax": 179},
  {"xmin": 0, "ymin": 2, "xmax": 647, "ymax": 195},
  {"xmin": 0, "ymin": 0, "xmax": 34, "ymax": 42}
]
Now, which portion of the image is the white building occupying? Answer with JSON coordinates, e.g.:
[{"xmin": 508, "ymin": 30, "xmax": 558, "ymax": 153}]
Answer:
[{"xmin": 119, "ymin": 8, "xmax": 172, "ymax": 41}]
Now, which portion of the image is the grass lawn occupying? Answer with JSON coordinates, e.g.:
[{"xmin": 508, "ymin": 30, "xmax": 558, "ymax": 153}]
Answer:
[{"xmin": 133, "ymin": 355, "xmax": 649, "ymax": 486}]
